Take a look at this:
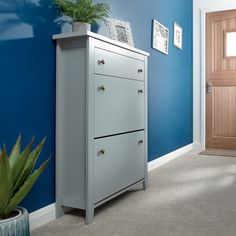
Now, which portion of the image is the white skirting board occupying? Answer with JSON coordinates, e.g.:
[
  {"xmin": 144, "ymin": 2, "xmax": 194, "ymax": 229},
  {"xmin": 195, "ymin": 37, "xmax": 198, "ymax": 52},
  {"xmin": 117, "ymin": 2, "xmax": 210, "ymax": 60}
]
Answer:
[
  {"xmin": 29, "ymin": 143, "xmax": 193, "ymax": 231},
  {"xmin": 29, "ymin": 203, "xmax": 56, "ymax": 231},
  {"xmin": 148, "ymin": 143, "xmax": 194, "ymax": 172}
]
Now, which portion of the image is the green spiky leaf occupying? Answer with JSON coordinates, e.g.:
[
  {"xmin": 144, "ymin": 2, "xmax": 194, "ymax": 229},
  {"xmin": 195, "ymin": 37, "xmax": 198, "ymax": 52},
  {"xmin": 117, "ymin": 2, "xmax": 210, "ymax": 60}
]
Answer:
[
  {"xmin": 4, "ymin": 158, "xmax": 50, "ymax": 218},
  {"xmin": 0, "ymin": 148, "xmax": 13, "ymax": 219},
  {"xmin": 13, "ymin": 138, "xmax": 45, "ymax": 194},
  {"xmin": 8, "ymin": 135, "xmax": 21, "ymax": 168},
  {"xmin": 11, "ymin": 137, "xmax": 34, "ymax": 185},
  {"xmin": 0, "ymin": 135, "xmax": 50, "ymax": 219}
]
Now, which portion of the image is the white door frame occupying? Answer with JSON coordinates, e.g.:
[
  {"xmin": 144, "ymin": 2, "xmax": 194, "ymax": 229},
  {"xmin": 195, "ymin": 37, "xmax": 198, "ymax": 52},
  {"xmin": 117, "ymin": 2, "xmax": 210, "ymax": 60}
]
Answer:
[{"xmin": 200, "ymin": 4, "xmax": 236, "ymax": 149}]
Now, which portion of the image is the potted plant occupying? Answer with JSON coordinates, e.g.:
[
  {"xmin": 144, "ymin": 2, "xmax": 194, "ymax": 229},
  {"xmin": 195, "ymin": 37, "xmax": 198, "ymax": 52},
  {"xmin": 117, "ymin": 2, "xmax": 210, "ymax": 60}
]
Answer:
[
  {"xmin": 0, "ymin": 135, "xmax": 50, "ymax": 236},
  {"xmin": 54, "ymin": 0, "xmax": 110, "ymax": 33}
]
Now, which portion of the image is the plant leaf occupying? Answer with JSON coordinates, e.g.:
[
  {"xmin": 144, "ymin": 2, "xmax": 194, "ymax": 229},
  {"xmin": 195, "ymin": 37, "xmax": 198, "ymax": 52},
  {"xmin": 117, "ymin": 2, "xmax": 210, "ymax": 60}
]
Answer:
[
  {"xmin": 11, "ymin": 137, "xmax": 34, "ymax": 185},
  {"xmin": 4, "ymin": 158, "xmax": 50, "ymax": 217},
  {"xmin": 25, "ymin": 137, "xmax": 46, "ymax": 175},
  {"xmin": 0, "ymin": 148, "xmax": 13, "ymax": 218},
  {"xmin": 8, "ymin": 134, "xmax": 21, "ymax": 169},
  {"xmin": 13, "ymin": 138, "xmax": 45, "ymax": 193},
  {"xmin": 53, "ymin": 0, "xmax": 110, "ymax": 23}
]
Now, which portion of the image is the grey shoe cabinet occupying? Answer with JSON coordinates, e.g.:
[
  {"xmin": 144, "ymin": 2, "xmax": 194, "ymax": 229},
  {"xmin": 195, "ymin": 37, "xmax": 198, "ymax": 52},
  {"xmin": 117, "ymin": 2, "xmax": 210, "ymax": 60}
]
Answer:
[{"xmin": 53, "ymin": 31, "xmax": 149, "ymax": 224}]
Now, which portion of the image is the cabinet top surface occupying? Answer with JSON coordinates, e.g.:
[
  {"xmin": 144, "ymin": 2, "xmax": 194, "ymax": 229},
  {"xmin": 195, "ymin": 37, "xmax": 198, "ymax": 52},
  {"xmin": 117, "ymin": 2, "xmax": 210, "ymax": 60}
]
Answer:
[{"xmin": 53, "ymin": 31, "xmax": 149, "ymax": 56}]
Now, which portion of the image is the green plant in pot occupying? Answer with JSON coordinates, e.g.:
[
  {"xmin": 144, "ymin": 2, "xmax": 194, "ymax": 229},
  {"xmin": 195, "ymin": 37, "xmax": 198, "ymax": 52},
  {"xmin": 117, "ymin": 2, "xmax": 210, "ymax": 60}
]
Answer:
[
  {"xmin": 0, "ymin": 135, "xmax": 50, "ymax": 235},
  {"xmin": 54, "ymin": 0, "xmax": 110, "ymax": 33}
]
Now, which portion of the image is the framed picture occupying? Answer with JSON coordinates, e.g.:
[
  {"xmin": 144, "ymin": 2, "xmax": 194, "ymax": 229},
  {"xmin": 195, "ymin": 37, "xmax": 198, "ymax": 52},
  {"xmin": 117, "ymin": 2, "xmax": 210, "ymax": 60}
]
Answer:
[
  {"xmin": 152, "ymin": 19, "xmax": 169, "ymax": 55},
  {"xmin": 174, "ymin": 22, "xmax": 182, "ymax": 50},
  {"xmin": 107, "ymin": 18, "xmax": 134, "ymax": 46}
]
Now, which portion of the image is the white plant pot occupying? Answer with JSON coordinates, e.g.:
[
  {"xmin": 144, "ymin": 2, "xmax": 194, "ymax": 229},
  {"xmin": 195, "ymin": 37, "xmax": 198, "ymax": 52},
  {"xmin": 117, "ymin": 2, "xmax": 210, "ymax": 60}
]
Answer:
[
  {"xmin": 0, "ymin": 207, "xmax": 29, "ymax": 236},
  {"xmin": 72, "ymin": 22, "xmax": 91, "ymax": 33}
]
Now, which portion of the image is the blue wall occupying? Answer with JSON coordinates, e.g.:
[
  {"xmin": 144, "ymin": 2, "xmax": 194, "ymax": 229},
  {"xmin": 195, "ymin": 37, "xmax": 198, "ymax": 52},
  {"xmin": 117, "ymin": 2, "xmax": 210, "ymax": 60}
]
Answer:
[
  {"xmin": 0, "ymin": 0, "xmax": 192, "ymax": 212},
  {"xmin": 0, "ymin": 1, "xmax": 58, "ymax": 213}
]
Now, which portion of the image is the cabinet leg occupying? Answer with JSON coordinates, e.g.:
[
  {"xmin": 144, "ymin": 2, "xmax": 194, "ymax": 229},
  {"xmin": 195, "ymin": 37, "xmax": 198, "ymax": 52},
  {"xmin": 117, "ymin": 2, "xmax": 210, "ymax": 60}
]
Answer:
[
  {"xmin": 56, "ymin": 202, "xmax": 64, "ymax": 218},
  {"xmin": 85, "ymin": 206, "xmax": 94, "ymax": 225},
  {"xmin": 143, "ymin": 180, "xmax": 147, "ymax": 190}
]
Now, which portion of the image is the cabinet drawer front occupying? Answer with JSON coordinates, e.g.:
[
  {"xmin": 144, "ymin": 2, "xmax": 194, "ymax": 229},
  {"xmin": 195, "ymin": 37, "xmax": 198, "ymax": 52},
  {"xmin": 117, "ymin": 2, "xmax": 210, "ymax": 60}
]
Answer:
[
  {"xmin": 94, "ymin": 48, "xmax": 145, "ymax": 80},
  {"xmin": 94, "ymin": 75, "xmax": 145, "ymax": 137},
  {"xmin": 94, "ymin": 131, "xmax": 145, "ymax": 203}
]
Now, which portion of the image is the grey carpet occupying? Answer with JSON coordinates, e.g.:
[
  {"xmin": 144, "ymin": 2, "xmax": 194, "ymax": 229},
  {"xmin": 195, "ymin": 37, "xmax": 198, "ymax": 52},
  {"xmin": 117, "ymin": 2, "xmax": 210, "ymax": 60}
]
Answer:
[
  {"xmin": 32, "ymin": 150, "xmax": 236, "ymax": 236},
  {"xmin": 199, "ymin": 149, "xmax": 236, "ymax": 157}
]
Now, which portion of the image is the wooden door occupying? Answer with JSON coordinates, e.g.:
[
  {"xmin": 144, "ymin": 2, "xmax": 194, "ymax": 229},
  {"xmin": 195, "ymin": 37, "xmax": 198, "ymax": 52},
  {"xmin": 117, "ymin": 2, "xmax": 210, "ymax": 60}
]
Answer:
[{"xmin": 206, "ymin": 10, "xmax": 236, "ymax": 149}]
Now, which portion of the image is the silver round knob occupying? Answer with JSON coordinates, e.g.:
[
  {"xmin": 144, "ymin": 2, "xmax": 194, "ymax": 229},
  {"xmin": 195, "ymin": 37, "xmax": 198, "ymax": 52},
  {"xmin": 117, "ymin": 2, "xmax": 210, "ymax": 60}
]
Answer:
[
  {"xmin": 98, "ymin": 149, "xmax": 106, "ymax": 156},
  {"xmin": 138, "ymin": 140, "xmax": 143, "ymax": 145},
  {"xmin": 138, "ymin": 69, "xmax": 143, "ymax": 73},
  {"xmin": 98, "ymin": 59, "xmax": 105, "ymax": 65},
  {"xmin": 98, "ymin": 86, "xmax": 105, "ymax": 91}
]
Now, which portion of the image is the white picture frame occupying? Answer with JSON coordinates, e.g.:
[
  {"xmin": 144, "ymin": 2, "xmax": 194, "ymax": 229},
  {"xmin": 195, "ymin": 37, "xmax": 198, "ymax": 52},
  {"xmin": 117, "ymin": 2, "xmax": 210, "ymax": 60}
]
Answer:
[
  {"xmin": 174, "ymin": 22, "xmax": 182, "ymax": 50},
  {"xmin": 152, "ymin": 19, "xmax": 169, "ymax": 55},
  {"xmin": 106, "ymin": 18, "xmax": 134, "ymax": 46}
]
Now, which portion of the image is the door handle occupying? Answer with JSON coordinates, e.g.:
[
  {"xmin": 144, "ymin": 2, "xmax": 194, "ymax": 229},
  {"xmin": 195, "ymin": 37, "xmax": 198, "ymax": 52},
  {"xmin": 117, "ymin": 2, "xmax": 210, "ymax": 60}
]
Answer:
[
  {"xmin": 138, "ymin": 140, "xmax": 143, "ymax": 145},
  {"xmin": 138, "ymin": 89, "xmax": 143, "ymax": 94},
  {"xmin": 206, "ymin": 81, "xmax": 212, "ymax": 94},
  {"xmin": 137, "ymin": 69, "xmax": 143, "ymax": 73},
  {"xmin": 97, "ymin": 149, "xmax": 106, "ymax": 157},
  {"xmin": 98, "ymin": 85, "xmax": 106, "ymax": 91},
  {"xmin": 98, "ymin": 59, "xmax": 105, "ymax": 65}
]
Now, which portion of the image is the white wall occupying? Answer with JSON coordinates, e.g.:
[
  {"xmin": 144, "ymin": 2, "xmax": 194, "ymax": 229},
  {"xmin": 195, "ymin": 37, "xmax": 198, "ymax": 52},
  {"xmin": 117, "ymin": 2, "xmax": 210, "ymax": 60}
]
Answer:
[{"xmin": 193, "ymin": 0, "xmax": 236, "ymax": 148}]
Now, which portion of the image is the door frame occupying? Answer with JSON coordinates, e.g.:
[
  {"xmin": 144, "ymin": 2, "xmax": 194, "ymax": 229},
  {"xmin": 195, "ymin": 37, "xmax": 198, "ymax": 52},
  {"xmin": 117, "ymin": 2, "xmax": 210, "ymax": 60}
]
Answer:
[{"xmin": 199, "ymin": 4, "xmax": 236, "ymax": 149}]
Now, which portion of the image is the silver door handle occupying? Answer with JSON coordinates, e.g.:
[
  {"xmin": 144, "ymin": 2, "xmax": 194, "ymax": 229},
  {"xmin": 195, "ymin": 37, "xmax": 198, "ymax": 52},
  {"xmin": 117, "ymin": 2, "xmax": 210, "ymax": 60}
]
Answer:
[
  {"xmin": 206, "ymin": 81, "xmax": 212, "ymax": 94},
  {"xmin": 98, "ymin": 59, "xmax": 105, "ymax": 65},
  {"xmin": 138, "ymin": 140, "xmax": 143, "ymax": 145},
  {"xmin": 138, "ymin": 69, "xmax": 143, "ymax": 73},
  {"xmin": 98, "ymin": 85, "xmax": 105, "ymax": 91},
  {"xmin": 97, "ymin": 149, "xmax": 106, "ymax": 156}
]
